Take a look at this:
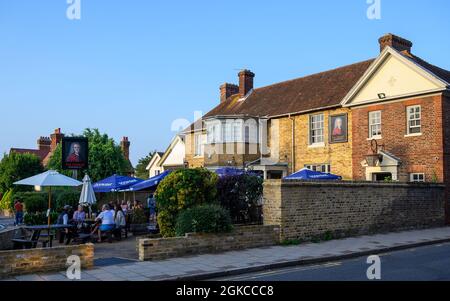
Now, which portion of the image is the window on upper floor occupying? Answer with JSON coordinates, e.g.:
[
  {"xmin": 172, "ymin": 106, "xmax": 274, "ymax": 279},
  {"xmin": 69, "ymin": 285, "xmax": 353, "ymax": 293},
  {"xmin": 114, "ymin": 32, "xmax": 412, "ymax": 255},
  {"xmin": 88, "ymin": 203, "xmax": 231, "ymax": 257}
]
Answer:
[
  {"xmin": 410, "ymin": 173, "xmax": 425, "ymax": 183},
  {"xmin": 407, "ymin": 105, "xmax": 421, "ymax": 135},
  {"xmin": 369, "ymin": 111, "xmax": 382, "ymax": 139},
  {"xmin": 309, "ymin": 114, "xmax": 324, "ymax": 145}
]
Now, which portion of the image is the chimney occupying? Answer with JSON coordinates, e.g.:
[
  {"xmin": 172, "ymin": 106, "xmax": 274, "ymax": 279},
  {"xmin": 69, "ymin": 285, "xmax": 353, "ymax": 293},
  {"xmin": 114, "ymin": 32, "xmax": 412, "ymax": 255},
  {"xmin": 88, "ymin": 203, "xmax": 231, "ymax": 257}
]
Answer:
[
  {"xmin": 220, "ymin": 83, "xmax": 239, "ymax": 103},
  {"xmin": 121, "ymin": 137, "xmax": 130, "ymax": 161},
  {"xmin": 37, "ymin": 137, "xmax": 51, "ymax": 151},
  {"xmin": 238, "ymin": 69, "xmax": 255, "ymax": 97},
  {"xmin": 50, "ymin": 128, "xmax": 64, "ymax": 151},
  {"xmin": 379, "ymin": 33, "xmax": 413, "ymax": 53}
]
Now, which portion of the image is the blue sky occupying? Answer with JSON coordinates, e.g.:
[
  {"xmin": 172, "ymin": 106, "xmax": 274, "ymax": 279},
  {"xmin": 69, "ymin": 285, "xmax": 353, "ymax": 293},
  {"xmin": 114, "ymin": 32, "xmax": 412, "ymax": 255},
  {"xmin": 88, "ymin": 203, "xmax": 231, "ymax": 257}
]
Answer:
[{"xmin": 1, "ymin": 0, "xmax": 449, "ymax": 165}]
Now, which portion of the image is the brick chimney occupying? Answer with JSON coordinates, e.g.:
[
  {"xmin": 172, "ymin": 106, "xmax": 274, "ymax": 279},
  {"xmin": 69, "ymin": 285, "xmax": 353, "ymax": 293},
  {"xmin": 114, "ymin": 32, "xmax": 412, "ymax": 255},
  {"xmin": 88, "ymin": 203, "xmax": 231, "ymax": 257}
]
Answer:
[
  {"xmin": 238, "ymin": 69, "xmax": 255, "ymax": 97},
  {"xmin": 121, "ymin": 137, "xmax": 130, "ymax": 161},
  {"xmin": 220, "ymin": 83, "xmax": 239, "ymax": 103},
  {"xmin": 379, "ymin": 34, "xmax": 413, "ymax": 53},
  {"xmin": 37, "ymin": 137, "xmax": 51, "ymax": 151},
  {"xmin": 50, "ymin": 128, "xmax": 64, "ymax": 151}
]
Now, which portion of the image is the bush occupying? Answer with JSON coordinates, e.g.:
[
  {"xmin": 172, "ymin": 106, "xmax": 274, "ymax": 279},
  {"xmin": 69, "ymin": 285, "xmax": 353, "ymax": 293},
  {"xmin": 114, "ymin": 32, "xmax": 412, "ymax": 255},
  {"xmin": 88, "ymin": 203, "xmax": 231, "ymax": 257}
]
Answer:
[
  {"xmin": 55, "ymin": 190, "xmax": 80, "ymax": 210},
  {"xmin": 14, "ymin": 192, "xmax": 50, "ymax": 213},
  {"xmin": 0, "ymin": 189, "xmax": 14, "ymax": 211},
  {"xmin": 156, "ymin": 168, "xmax": 218, "ymax": 237},
  {"xmin": 24, "ymin": 212, "xmax": 59, "ymax": 226},
  {"xmin": 130, "ymin": 208, "xmax": 148, "ymax": 224},
  {"xmin": 175, "ymin": 204, "xmax": 232, "ymax": 236},
  {"xmin": 216, "ymin": 174, "xmax": 263, "ymax": 224}
]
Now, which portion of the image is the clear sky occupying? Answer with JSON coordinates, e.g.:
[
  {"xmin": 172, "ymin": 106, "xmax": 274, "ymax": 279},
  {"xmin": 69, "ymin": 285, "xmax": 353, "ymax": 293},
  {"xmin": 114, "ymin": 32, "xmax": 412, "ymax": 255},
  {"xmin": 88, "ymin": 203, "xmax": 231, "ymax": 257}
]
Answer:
[{"xmin": 1, "ymin": 0, "xmax": 449, "ymax": 165}]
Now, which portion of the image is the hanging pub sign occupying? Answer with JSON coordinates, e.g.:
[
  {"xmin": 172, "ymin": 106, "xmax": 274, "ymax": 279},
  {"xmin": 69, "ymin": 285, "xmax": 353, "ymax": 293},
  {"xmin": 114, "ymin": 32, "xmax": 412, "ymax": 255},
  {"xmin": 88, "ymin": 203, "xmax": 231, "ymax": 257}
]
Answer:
[{"xmin": 62, "ymin": 137, "xmax": 89, "ymax": 170}]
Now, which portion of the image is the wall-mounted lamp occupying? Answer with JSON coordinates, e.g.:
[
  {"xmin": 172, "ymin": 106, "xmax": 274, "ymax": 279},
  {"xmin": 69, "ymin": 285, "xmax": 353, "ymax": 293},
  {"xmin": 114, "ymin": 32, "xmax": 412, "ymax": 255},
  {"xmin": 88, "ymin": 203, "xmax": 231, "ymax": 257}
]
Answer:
[{"xmin": 378, "ymin": 93, "xmax": 386, "ymax": 99}]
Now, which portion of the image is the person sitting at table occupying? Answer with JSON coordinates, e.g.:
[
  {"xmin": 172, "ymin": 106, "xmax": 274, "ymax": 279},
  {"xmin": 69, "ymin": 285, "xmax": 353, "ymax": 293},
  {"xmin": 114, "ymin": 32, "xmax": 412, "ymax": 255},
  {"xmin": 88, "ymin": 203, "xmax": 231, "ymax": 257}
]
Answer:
[
  {"xmin": 57, "ymin": 205, "xmax": 71, "ymax": 244},
  {"xmin": 73, "ymin": 205, "xmax": 86, "ymax": 224},
  {"xmin": 120, "ymin": 200, "xmax": 128, "ymax": 214},
  {"xmin": 92, "ymin": 204, "xmax": 115, "ymax": 243},
  {"xmin": 113, "ymin": 204, "xmax": 126, "ymax": 240}
]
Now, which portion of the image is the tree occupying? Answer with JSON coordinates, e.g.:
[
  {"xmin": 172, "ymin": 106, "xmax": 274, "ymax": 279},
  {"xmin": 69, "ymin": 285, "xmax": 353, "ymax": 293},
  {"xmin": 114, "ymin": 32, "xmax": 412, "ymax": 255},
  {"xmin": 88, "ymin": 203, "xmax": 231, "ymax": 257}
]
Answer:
[
  {"xmin": 134, "ymin": 151, "xmax": 156, "ymax": 179},
  {"xmin": 46, "ymin": 128, "xmax": 129, "ymax": 182},
  {"xmin": 0, "ymin": 152, "xmax": 44, "ymax": 193}
]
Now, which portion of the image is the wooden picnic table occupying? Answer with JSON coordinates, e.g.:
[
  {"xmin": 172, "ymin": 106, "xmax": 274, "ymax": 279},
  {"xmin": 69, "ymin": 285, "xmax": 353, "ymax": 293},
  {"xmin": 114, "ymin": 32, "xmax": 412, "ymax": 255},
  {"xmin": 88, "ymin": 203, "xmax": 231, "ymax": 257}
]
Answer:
[{"xmin": 13, "ymin": 224, "xmax": 76, "ymax": 249}]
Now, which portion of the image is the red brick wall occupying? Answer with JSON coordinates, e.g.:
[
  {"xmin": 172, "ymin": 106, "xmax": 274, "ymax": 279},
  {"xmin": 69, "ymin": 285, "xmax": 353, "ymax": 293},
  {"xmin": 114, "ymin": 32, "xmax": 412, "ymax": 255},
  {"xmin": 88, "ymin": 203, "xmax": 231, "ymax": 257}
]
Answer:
[
  {"xmin": 352, "ymin": 95, "xmax": 445, "ymax": 182},
  {"xmin": 441, "ymin": 94, "xmax": 450, "ymax": 223}
]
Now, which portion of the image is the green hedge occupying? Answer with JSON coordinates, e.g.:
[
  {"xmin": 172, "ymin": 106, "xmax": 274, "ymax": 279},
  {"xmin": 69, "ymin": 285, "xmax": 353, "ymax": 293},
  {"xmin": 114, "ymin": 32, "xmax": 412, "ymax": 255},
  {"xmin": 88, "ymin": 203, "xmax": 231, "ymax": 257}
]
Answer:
[
  {"xmin": 24, "ymin": 212, "xmax": 59, "ymax": 226},
  {"xmin": 175, "ymin": 204, "xmax": 233, "ymax": 236},
  {"xmin": 55, "ymin": 191, "xmax": 80, "ymax": 210},
  {"xmin": 14, "ymin": 192, "xmax": 50, "ymax": 213},
  {"xmin": 156, "ymin": 168, "xmax": 219, "ymax": 237}
]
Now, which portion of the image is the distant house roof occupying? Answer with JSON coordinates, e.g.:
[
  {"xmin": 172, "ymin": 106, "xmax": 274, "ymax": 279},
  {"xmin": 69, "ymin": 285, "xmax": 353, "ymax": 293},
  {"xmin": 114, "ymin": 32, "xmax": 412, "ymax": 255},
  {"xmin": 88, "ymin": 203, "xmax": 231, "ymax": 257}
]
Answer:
[{"xmin": 9, "ymin": 148, "xmax": 50, "ymax": 162}]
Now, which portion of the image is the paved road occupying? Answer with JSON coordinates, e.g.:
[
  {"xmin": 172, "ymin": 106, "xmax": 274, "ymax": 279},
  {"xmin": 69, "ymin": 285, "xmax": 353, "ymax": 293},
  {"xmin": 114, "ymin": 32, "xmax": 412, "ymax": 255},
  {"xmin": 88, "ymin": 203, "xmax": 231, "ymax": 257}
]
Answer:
[{"xmin": 214, "ymin": 242, "xmax": 450, "ymax": 281}]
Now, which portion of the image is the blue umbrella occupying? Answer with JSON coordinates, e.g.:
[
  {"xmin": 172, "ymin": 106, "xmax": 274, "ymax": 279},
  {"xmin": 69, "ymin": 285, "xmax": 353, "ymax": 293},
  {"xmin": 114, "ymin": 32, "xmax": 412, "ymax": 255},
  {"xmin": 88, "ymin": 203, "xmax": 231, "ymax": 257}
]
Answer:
[
  {"xmin": 92, "ymin": 174, "xmax": 144, "ymax": 193},
  {"xmin": 284, "ymin": 168, "xmax": 342, "ymax": 181},
  {"xmin": 126, "ymin": 170, "xmax": 172, "ymax": 192}
]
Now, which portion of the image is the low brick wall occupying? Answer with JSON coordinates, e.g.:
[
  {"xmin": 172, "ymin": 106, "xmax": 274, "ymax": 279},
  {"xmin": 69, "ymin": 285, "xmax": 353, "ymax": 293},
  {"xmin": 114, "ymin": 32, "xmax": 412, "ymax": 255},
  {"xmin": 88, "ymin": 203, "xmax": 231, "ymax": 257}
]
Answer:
[
  {"xmin": 264, "ymin": 180, "xmax": 446, "ymax": 242},
  {"xmin": 138, "ymin": 225, "xmax": 280, "ymax": 261},
  {"xmin": 0, "ymin": 227, "xmax": 26, "ymax": 251},
  {"xmin": 0, "ymin": 243, "xmax": 94, "ymax": 279}
]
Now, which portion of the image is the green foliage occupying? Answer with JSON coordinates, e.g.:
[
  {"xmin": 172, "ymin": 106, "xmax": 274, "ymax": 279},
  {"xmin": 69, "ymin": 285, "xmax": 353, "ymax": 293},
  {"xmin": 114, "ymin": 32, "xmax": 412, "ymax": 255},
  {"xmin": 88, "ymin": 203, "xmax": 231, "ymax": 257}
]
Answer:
[
  {"xmin": 0, "ymin": 152, "xmax": 44, "ymax": 193},
  {"xmin": 281, "ymin": 239, "xmax": 302, "ymax": 246},
  {"xmin": 55, "ymin": 190, "xmax": 80, "ymax": 210},
  {"xmin": 46, "ymin": 128, "xmax": 130, "ymax": 182},
  {"xmin": 157, "ymin": 210, "xmax": 176, "ymax": 237},
  {"xmin": 216, "ymin": 174, "xmax": 263, "ymax": 224},
  {"xmin": 0, "ymin": 189, "xmax": 14, "ymax": 211},
  {"xmin": 24, "ymin": 212, "xmax": 58, "ymax": 226},
  {"xmin": 130, "ymin": 208, "xmax": 148, "ymax": 224},
  {"xmin": 134, "ymin": 151, "xmax": 156, "ymax": 179},
  {"xmin": 175, "ymin": 204, "xmax": 232, "ymax": 236},
  {"xmin": 14, "ymin": 192, "xmax": 50, "ymax": 213},
  {"xmin": 155, "ymin": 168, "xmax": 219, "ymax": 237}
]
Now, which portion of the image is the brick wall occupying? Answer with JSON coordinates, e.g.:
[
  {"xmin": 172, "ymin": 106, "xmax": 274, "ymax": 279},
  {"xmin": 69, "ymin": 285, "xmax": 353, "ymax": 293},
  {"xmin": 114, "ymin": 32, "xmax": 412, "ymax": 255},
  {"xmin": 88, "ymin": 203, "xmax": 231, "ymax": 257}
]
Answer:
[
  {"xmin": 0, "ymin": 244, "xmax": 94, "ymax": 279},
  {"xmin": 263, "ymin": 180, "xmax": 445, "ymax": 241},
  {"xmin": 442, "ymin": 94, "xmax": 450, "ymax": 223},
  {"xmin": 352, "ymin": 94, "xmax": 444, "ymax": 182},
  {"xmin": 184, "ymin": 132, "xmax": 205, "ymax": 168},
  {"xmin": 275, "ymin": 107, "xmax": 353, "ymax": 179},
  {"xmin": 138, "ymin": 225, "xmax": 280, "ymax": 261}
]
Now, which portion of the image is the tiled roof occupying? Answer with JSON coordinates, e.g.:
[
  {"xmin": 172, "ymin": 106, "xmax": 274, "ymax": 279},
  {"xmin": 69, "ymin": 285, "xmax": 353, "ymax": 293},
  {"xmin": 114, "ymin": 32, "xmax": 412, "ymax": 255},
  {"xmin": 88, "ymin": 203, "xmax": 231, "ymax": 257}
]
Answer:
[
  {"xmin": 405, "ymin": 53, "xmax": 450, "ymax": 85},
  {"xmin": 9, "ymin": 148, "xmax": 50, "ymax": 161}
]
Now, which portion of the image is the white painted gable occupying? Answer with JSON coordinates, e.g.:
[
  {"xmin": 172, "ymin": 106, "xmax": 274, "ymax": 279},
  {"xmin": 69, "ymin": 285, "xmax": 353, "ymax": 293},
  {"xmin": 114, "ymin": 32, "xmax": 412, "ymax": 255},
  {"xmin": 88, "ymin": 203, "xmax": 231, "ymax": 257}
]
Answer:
[
  {"xmin": 342, "ymin": 47, "xmax": 447, "ymax": 107},
  {"xmin": 161, "ymin": 137, "xmax": 185, "ymax": 167}
]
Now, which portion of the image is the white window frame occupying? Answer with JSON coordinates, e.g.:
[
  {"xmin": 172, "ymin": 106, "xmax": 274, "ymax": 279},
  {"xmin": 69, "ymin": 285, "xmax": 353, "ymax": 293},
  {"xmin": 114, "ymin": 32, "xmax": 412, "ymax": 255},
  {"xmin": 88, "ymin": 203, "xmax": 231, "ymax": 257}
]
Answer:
[
  {"xmin": 369, "ymin": 111, "xmax": 382, "ymax": 139},
  {"xmin": 410, "ymin": 173, "xmax": 425, "ymax": 183},
  {"xmin": 305, "ymin": 164, "xmax": 331, "ymax": 173},
  {"xmin": 309, "ymin": 114, "xmax": 324, "ymax": 145},
  {"xmin": 407, "ymin": 105, "xmax": 422, "ymax": 135},
  {"xmin": 194, "ymin": 133, "xmax": 203, "ymax": 157}
]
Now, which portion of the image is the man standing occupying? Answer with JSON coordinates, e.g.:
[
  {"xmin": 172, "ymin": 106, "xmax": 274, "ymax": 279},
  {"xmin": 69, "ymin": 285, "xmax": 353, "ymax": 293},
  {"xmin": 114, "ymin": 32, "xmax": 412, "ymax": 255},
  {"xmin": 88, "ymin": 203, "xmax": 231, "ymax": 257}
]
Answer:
[{"xmin": 14, "ymin": 199, "xmax": 24, "ymax": 226}]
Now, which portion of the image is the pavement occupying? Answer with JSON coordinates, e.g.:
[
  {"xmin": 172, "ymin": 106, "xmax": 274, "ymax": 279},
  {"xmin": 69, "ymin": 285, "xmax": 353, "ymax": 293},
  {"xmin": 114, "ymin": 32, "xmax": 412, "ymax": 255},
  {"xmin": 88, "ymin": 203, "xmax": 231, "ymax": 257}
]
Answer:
[
  {"xmin": 3, "ymin": 226, "xmax": 450, "ymax": 281},
  {"xmin": 215, "ymin": 242, "xmax": 450, "ymax": 281}
]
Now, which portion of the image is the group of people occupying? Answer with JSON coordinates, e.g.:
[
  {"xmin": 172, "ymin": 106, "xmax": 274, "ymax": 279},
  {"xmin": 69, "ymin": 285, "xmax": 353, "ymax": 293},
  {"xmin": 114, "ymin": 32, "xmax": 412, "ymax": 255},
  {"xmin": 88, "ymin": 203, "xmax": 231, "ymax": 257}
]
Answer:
[{"xmin": 91, "ymin": 203, "xmax": 127, "ymax": 243}]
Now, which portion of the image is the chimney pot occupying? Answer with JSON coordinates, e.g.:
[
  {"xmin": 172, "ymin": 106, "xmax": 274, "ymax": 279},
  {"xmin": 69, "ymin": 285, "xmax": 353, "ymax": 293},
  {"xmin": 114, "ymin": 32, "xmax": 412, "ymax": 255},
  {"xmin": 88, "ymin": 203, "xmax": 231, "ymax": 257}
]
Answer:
[
  {"xmin": 238, "ymin": 69, "xmax": 255, "ymax": 97},
  {"xmin": 379, "ymin": 33, "xmax": 413, "ymax": 53}
]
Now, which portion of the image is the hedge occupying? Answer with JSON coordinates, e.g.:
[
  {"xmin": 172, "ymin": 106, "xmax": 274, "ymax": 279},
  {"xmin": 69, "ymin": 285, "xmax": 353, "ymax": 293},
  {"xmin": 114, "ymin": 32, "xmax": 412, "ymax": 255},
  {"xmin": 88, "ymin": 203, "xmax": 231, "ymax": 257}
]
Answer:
[{"xmin": 175, "ymin": 204, "xmax": 232, "ymax": 236}]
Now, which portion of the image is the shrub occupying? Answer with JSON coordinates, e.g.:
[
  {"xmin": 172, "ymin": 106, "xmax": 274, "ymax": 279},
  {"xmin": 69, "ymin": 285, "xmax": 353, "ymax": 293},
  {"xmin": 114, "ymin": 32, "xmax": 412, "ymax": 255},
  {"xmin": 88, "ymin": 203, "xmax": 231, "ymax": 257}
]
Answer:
[
  {"xmin": 14, "ymin": 192, "xmax": 50, "ymax": 213},
  {"xmin": 24, "ymin": 212, "xmax": 58, "ymax": 226},
  {"xmin": 130, "ymin": 208, "xmax": 148, "ymax": 224},
  {"xmin": 216, "ymin": 174, "xmax": 263, "ymax": 224},
  {"xmin": 55, "ymin": 190, "xmax": 80, "ymax": 210},
  {"xmin": 175, "ymin": 204, "xmax": 232, "ymax": 236},
  {"xmin": 156, "ymin": 168, "xmax": 218, "ymax": 237},
  {"xmin": 0, "ymin": 189, "xmax": 14, "ymax": 211}
]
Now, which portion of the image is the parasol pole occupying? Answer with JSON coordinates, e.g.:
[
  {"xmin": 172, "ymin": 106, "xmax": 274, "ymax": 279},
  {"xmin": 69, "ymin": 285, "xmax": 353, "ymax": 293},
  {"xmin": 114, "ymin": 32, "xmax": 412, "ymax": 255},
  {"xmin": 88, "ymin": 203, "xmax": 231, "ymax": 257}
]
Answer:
[{"xmin": 47, "ymin": 186, "xmax": 52, "ymax": 227}]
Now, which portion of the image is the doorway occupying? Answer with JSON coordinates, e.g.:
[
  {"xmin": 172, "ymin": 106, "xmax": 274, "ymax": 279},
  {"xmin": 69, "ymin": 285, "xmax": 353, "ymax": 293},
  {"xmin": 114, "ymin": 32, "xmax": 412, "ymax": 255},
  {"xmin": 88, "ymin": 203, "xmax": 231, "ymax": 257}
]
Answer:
[{"xmin": 372, "ymin": 172, "xmax": 392, "ymax": 182}]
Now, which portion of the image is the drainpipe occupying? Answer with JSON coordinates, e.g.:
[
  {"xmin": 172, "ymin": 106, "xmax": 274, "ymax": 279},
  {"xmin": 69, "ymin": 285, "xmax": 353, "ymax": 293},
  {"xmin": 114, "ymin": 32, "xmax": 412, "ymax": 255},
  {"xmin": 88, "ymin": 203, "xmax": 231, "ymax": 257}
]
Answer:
[{"xmin": 289, "ymin": 114, "xmax": 295, "ymax": 174}]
